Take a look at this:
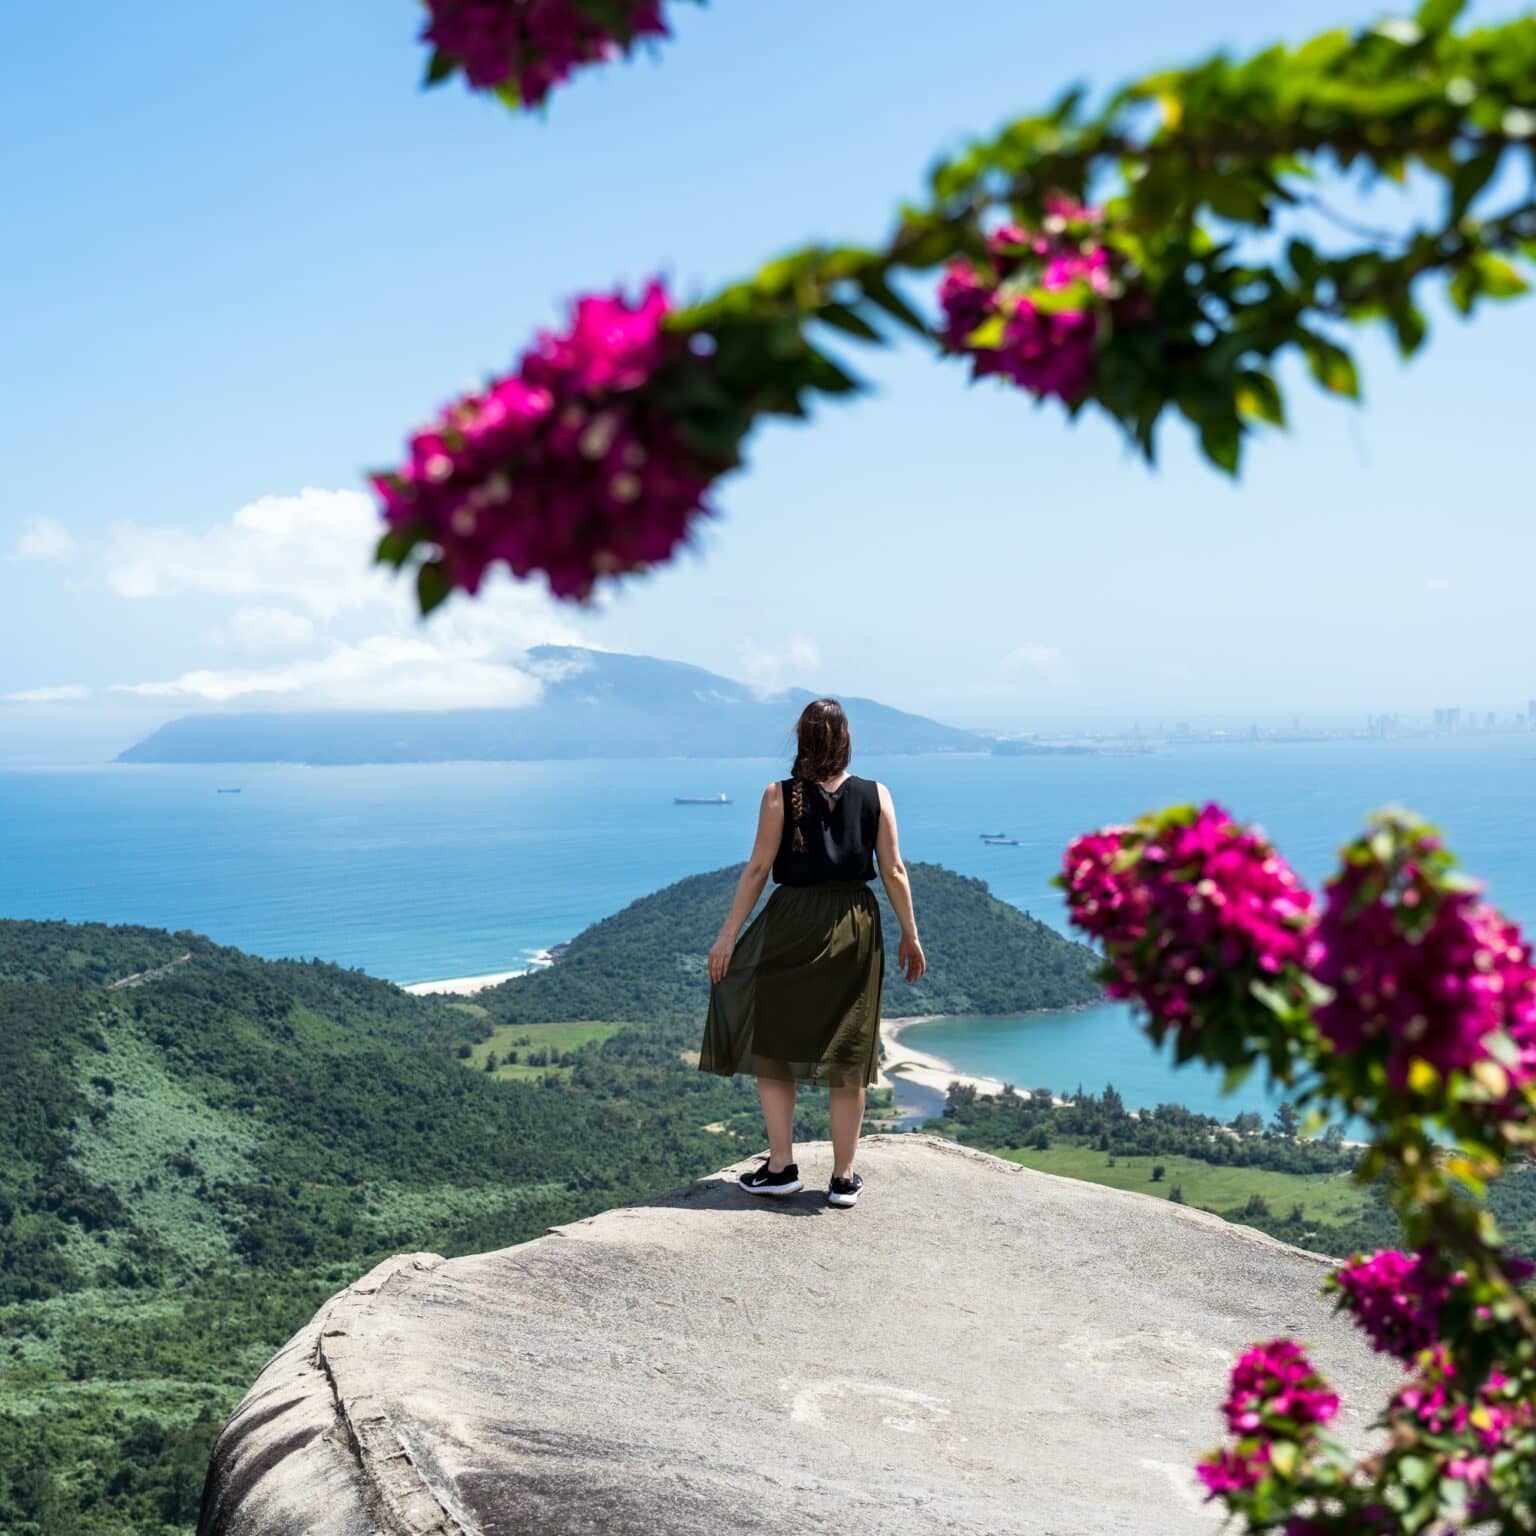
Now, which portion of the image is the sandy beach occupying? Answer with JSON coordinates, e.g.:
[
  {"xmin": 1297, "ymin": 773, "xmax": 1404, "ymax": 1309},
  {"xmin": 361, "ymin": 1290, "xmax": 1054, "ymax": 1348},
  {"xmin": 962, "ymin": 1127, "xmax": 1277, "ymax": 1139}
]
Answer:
[
  {"xmin": 402, "ymin": 952, "xmax": 551, "ymax": 995},
  {"xmin": 876, "ymin": 1015, "xmax": 1009, "ymax": 1098}
]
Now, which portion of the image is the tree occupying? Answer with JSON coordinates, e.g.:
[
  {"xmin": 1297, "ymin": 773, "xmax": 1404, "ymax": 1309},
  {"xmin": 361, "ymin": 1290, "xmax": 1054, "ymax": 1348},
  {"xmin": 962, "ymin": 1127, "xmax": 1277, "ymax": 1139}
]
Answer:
[
  {"xmin": 1151, "ymin": 1163, "xmax": 1167, "ymax": 1183},
  {"xmin": 1271, "ymin": 1100, "xmax": 1301, "ymax": 1140}
]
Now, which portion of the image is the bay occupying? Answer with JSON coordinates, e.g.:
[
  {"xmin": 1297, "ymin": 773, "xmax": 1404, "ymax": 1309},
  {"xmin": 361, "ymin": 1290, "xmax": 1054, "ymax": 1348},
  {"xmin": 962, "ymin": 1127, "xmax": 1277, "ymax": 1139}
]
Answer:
[{"xmin": 2, "ymin": 735, "xmax": 1532, "ymax": 1121}]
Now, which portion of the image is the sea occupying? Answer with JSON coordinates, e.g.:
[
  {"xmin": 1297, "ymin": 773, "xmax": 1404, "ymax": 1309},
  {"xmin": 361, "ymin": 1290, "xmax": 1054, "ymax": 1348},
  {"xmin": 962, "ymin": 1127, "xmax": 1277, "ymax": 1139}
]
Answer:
[{"xmin": 3, "ymin": 735, "xmax": 1533, "ymax": 1124}]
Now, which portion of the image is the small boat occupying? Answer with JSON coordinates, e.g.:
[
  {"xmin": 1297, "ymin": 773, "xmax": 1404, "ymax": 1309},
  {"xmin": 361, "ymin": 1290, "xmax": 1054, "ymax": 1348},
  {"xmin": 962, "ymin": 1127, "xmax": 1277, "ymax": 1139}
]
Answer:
[
  {"xmin": 978, "ymin": 831, "xmax": 1006, "ymax": 839},
  {"xmin": 216, "ymin": 788, "xmax": 243, "ymax": 794},
  {"xmin": 674, "ymin": 792, "xmax": 732, "ymax": 805},
  {"xmin": 981, "ymin": 836, "xmax": 1022, "ymax": 846}
]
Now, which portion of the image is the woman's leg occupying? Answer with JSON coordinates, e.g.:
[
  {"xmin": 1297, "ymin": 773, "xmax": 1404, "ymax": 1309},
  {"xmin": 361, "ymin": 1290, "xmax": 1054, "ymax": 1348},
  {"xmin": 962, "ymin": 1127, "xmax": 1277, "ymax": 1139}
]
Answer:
[
  {"xmin": 757, "ymin": 1076, "xmax": 797, "ymax": 1170},
  {"xmin": 828, "ymin": 1084, "xmax": 866, "ymax": 1179}
]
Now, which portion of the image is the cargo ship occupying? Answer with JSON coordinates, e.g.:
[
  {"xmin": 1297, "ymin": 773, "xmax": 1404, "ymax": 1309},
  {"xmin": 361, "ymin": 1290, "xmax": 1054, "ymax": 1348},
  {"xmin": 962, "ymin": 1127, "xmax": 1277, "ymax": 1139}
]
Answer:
[{"xmin": 674, "ymin": 792, "xmax": 732, "ymax": 805}]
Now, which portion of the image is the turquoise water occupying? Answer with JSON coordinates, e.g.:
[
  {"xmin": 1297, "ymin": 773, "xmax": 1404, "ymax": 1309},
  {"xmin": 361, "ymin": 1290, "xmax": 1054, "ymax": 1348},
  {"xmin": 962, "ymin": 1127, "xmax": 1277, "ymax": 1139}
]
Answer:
[{"xmin": 2, "ymin": 736, "xmax": 1533, "ymax": 1118}]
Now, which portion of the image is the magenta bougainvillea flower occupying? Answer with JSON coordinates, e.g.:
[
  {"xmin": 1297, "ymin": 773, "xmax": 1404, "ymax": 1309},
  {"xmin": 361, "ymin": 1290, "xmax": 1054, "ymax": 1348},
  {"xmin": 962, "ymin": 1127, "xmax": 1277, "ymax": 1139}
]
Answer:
[
  {"xmin": 1196, "ymin": 1442, "xmax": 1271, "ymax": 1497},
  {"xmin": 1060, "ymin": 802, "xmax": 1317, "ymax": 1042},
  {"xmin": 1222, "ymin": 1338, "xmax": 1340, "ymax": 1437},
  {"xmin": 1333, "ymin": 1248, "xmax": 1455, "ymax": 1360},
  {"xmin": 422, "ymin": 0, "xmax": 668, "ymax": 106},
  {"xmin": 1197, "ymin": 1340, "xmax": 1339, "ymax": 1502},
  {"xmin": 1314, "ymin": 825, "xmax": 1536, "ymax": 1098},
  {"xmin": 937, "ymin": 195, "xmax": 1141, "ymax": 403},
  {"xmin": 1390, "ymin": 1345, "xmax": 1535, "ymax": 1472},
  {"xmin": 373, "ymin": 281, "xmax": 725, "ymax": 603}
]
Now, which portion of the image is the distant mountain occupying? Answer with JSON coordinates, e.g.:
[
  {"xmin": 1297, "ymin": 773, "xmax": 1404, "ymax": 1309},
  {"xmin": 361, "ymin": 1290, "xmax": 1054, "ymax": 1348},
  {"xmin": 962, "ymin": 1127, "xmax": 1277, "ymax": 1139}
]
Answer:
[
  {"xmin": 477, "ymin": 860, "xmax": 1105, "ymax": 1025},
  {"xmin": 117, "ymin": 646, "xmax": 991, "ymax": 765}
]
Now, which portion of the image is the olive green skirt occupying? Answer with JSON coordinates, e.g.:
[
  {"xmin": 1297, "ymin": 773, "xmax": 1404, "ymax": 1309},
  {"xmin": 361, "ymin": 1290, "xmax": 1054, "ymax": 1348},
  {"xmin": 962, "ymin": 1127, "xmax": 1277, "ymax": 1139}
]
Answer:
[{"xmin": 697, "ymin": 879, "xmax": 885, "ymax": 1088}]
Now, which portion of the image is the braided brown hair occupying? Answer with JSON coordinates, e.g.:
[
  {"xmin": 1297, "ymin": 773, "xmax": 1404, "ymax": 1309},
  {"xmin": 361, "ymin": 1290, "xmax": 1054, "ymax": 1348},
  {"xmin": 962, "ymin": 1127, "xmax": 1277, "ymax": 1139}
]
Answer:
[{"xmin": 788, "ymin": 698, "xmax": 852, "ymax": 853}]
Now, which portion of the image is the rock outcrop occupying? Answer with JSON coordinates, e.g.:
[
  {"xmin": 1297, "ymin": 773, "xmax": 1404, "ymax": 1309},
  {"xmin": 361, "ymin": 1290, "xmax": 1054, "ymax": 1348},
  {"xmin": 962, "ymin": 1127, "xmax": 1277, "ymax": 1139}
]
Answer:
[{"xmin": 198, "ymin": 1135, "xmax": 1400, "ymax": 1536}]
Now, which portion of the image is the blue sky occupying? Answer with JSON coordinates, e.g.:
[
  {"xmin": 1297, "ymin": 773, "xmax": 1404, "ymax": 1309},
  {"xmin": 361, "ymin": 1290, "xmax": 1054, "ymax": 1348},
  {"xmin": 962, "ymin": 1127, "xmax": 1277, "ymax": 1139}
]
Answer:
[{"xmin": 4, "ymin": 0, "xmax": 1534, "ymax": 761}]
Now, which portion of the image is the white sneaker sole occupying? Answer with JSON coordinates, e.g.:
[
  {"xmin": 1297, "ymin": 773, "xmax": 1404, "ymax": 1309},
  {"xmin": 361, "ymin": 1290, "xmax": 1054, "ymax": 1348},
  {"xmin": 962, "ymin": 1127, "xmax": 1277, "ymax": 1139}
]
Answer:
[
  {"xmin": 827, "ymin": 1189, "xmax": 861, "ymax": 1207},
  {"xmin": 741, "ymin": 1178, "xmax": 803, "ymax": 1197}
]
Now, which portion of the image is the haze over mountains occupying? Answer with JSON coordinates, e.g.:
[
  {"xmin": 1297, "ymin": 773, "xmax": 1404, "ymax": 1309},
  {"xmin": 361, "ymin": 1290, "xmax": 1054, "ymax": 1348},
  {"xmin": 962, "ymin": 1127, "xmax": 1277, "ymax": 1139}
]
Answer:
[{"xmin": 117, "ymin": 645, "xmax": 992, "ymax": 765}]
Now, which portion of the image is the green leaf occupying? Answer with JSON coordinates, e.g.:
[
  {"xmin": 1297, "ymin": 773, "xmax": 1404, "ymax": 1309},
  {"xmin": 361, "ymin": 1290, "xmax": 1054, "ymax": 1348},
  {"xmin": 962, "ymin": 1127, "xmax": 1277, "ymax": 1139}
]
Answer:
[
  {"xmin": 375, "ymin": 526, "xmax": 419, "ymax": 569},
  {"xmin": 1287, "ymin": 239, "xmax": 1321, "ymax": 286},
  {"xmin": 1198, "ymin": 417, "xmax": 1242, "ymax": 476},
  {"xmin": 816, "ymin": 304, "xmax": 883, "ymax": 344},
  {"xmin": 417, "ymin": 561, "xmax": 452, "ymax": 617},
  {"xmin": 965, "ymin": 314, "xmax": 1008, "ymax": 350},
  {"xmin": 1235, "ymin": 371, "xmax": 1286, "ymax": 428},
  {"xmin": 423, "ymin": 48, "xmax": 458, "ymax": 88},
  {"xmin": 1388, "ymin": 300, "xmax": 1428, "ymax": 358},
  {"xmin": 1474, "ymin": 252, "xmax": 1530, "ymax": 300},
  {"xmin": 1450, "ymin": 149, "xmax": 1501, "ymax": 222},
  {"xmin": 1303, "ymin": 337, "xmax": 1361, "ymax": 399},
  {"xmin": 1202, "ymin": 174, "xmax": 1268, "ymax": 225},
  {"xmin": 1415, "ymin": 0, "xmax": 1466, "ymax": 32}
]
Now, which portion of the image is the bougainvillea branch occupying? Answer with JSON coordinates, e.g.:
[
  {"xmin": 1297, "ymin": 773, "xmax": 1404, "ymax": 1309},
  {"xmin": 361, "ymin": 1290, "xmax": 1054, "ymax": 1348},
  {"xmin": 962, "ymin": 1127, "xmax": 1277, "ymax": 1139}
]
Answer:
[
  {"xmin": 381, "ymin": 0, "xmax": 1536, "ymax": 609},
  {"xmin": 1057, "ymin": 804, "xmax": 1536, "ymax": 1532}
]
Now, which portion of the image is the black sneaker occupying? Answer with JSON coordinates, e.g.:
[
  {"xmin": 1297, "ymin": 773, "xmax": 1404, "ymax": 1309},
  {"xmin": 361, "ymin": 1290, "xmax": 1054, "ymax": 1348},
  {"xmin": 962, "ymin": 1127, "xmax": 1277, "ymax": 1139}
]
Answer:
[
  {"xmin": 827, "ymin": 1172, "xmax": 863, "ymax": 1208},
  {"xmin": 739, "ymin": 1159, "xmax": 803, "ymax": 1197}
]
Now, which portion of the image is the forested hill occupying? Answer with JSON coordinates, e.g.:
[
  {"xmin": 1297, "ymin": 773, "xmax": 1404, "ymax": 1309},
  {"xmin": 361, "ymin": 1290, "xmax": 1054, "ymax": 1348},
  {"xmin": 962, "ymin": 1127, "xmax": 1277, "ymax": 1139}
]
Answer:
[
  {"xmin": 0, "ymin": 918, "xmax": 767, "ymax": 1534},
  {"xmin": 478, "ymin": 861, "xmax": 1103, "ymax": 1027}
]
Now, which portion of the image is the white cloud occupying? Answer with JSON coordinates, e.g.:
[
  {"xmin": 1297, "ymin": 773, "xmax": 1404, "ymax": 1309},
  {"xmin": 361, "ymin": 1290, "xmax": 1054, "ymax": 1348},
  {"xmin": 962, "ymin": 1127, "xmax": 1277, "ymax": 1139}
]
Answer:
[
  {"xmin": 102, "ymin": 487, "xmax": 588, "ymax": 711},
  {"xmin": 1001, "ymin": 642, "xmax": 1072, "ymax": 686},
  {"xmin": 226, "ymin": 606, "xmax": 316, "ymax": 655},
  {"xmin": 1425, "ymin": 577, "xmax": 1451, "ymax": 591},
  {"xmin": 739, "ymin": 635, "xmax": 822, "ymax": 694},
  {"xmin": 12, "ymin": 516, "xmax": 78, "ymax": 562},
  {"xmin": 3, "ymin": 684, "xmax": 90, "ymax": 703},
  {"xmin": 107, "ymin": 488, "xmax": 386, "ymax": 617},
  {"xmin": 114, "ymin": 635, "xmax": 544, "ymax": 711}
]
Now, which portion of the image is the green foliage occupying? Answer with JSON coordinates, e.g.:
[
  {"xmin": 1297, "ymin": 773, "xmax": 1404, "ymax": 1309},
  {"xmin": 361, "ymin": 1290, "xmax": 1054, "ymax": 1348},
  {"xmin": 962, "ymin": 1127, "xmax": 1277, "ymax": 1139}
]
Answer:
[
  {"xmin": 663, "ymin": 7, "xmax": 1536, "ymax": 481},
  {"xmin": 0, "ymin": 918, "xmax": 772, "ymax": 1533},
  {"xmin": 476, "ymin": 860, "xmax": 1102, "ymax": 1027},
  {"xmin": 939, "ymin": 1081, "xmax": 1536, "ymax": 1262}
]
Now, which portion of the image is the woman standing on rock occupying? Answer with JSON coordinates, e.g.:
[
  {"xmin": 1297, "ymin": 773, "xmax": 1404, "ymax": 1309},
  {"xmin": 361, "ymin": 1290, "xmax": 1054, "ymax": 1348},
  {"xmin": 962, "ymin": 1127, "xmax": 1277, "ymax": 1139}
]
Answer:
[{"xmin": 697, "ymin": 698, "xmax": 925, "ymax": 1207}]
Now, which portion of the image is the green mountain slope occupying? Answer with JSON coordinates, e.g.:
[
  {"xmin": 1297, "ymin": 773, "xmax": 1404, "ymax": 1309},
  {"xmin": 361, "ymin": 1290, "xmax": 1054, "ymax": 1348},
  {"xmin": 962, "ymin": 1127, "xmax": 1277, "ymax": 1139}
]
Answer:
[
  {"xmin": 478, "ymin": 861, "xmax": 1103, "ymax": 1027},
  {"xmin": 0, "ymin": 921, "xmax": 764, "ymax": 1536}
]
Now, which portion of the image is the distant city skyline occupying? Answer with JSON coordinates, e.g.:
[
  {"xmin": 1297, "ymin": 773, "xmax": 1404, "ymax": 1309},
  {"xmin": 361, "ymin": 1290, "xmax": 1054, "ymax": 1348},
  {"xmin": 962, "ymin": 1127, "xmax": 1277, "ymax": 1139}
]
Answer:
[{"xmin": 4, "ymin": 0, "xmax": 1534, "ymax": 764}]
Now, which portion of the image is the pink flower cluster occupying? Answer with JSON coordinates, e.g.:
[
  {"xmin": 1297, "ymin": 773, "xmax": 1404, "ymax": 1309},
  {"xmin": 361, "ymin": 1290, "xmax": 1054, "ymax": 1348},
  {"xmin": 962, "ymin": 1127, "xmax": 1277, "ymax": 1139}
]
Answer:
[
  {"xmin": 423, "ymin": 0, "xmax": 667, "ymax": 105},
  {"xmin": 1197, "ymin": 1340, "xmax": 1339, "ymax": 1500},
  {"xmin": 1333, "ymin": 1248, "xmax": 1453, "ymax": 1360},
  {"xmin": 1223, "ymin": 1339, "xmax": 1341, "ymax": 1436},
  {"xmin": 374, "ymin": 281, "xmax": 721, "ymax": 603},
  {"xmin": 1391, "ymin": 1346, "xmax": 1534, "ymax": 1487},
  {"xmin": 1061, "ymin": 803, "xmax": 1317, "ymax": 1039},
  {"xmin": 938, "ymin": 196, "xmax": 1135, "ymax": 402},
  {"xmin": 1314, "ymin": 830, "xmax": 1536, "ymax": 1098}
]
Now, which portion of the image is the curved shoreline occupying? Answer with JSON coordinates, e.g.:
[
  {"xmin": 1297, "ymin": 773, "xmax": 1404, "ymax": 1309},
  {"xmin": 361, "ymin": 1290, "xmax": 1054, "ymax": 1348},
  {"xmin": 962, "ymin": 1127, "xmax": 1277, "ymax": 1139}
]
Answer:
[{"xmin": 877, "ymin": 1014, "xmax": 1010, "ymax": 1099}]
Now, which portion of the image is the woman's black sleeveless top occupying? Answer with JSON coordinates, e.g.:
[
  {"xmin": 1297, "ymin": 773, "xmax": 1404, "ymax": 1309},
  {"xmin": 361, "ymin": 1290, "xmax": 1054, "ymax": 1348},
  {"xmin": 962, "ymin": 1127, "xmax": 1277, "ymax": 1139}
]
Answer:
[{"xmin": 772, "ymin": 774, "xmax": 880, "ymax": 885}]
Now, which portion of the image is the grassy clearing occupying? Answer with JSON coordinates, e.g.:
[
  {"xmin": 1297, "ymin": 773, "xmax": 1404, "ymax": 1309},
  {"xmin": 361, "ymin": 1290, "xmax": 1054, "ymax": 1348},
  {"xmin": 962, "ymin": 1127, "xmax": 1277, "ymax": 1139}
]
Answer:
[
  {"xmin": 458, "ymin": 1020, "xmax": 623, "ymax": 1081},
  {"xmin": 993, "ymin": 1143, "xmax": 1372, "ymax": 1223}
]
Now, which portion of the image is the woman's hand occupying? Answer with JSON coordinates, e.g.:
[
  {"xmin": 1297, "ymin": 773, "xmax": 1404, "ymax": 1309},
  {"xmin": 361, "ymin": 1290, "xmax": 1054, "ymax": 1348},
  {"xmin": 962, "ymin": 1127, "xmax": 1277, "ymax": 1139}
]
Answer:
[
  {"xmin": 707, "ymin": 934, "xmax": 736, "ymax": 984},
  {"xmin": 898, "ymin": 932, "xmax": 926, "ymax": 983}
]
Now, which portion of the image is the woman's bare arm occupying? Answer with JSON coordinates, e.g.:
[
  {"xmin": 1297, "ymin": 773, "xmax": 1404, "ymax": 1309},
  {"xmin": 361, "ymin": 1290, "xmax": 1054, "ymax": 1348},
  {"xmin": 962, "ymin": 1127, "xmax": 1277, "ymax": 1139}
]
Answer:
[
  {"xmin": 707, "ymin": 783, "xmax": 784, "ymax": 983},
  {"xmin": 874, "ymin": 782, "xmax": 926, "ymax": 982}
]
